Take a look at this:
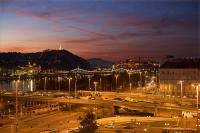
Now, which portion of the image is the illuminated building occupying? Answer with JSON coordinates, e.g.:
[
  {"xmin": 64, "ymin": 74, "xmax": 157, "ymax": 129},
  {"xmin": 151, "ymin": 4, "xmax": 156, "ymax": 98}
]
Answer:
[
  {"xmin": 15, "ymin": 62, "xmax": 41, "ymax": 75},
  {"xmin": 115, "ymin": 59, "xmax": 135, "ymax": 69},
  {"xmin": 159, "ymin": 58, "xmax": 200, "ymax": 97}
]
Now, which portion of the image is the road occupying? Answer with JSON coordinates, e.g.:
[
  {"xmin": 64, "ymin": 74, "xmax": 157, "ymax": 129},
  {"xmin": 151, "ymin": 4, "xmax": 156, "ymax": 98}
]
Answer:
[
  {"xmin": 1, "ymin": 89, "xmax": 199, "ymax": 133},
  {"xmin": 0, "ymin": 111, "xmax": 84, "ymax": 133},
  {"xmin": 1, "ymin": 92, "xmax": 198, "ymax": 117},
  {"xmin": 97, "ymin": 116, "xmax": 196, "ymax": 133}
]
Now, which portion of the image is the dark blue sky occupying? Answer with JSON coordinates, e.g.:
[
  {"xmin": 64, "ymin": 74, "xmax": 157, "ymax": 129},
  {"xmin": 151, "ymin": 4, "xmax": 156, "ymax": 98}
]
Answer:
[{"xmin": 0, "ymin": 0, "xmax": 199, "ymax": 61}]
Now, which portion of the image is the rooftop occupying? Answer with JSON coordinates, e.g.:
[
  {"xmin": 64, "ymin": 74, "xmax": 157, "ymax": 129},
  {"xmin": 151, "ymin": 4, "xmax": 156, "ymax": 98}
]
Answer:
[{"xmin": 160, "ymin": 58, "xmax": 200, "ymax": 69}]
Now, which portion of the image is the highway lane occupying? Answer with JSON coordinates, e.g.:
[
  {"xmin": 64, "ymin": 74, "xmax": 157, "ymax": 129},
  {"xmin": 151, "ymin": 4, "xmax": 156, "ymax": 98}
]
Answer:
[
  {"xmin": 97, "ymin": 116, "xmax": 196, "ymax": 133},
  {"xmin": 0, "ymin": 111, "xmax": 84, "ymax": 133},
  {"xmin": 1, "ymin": 94, "xmax": 198, "ymax": 114}
]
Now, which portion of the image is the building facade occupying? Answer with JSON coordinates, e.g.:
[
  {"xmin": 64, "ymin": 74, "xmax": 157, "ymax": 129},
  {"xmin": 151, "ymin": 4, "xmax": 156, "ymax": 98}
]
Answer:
[
  {"xmin": 159, "ymin": 58, "xmax": 200, "ymax": 97},
  {"xmin": 15, "ymin": 62, "xmax": 41, "ymax": 75}
]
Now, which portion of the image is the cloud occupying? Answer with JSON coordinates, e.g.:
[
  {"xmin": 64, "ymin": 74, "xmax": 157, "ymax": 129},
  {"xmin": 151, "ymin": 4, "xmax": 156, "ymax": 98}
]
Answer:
[
  {"xmin": 4, "ymin": 4, "xmax": 110, "ymax": 37},
  {"xmin": 3, "ymin": 0, "xmax": 197, "ymax": 35},
  {"xmin": 0, "ymin": 46, "xmax": 42, "ymax": 52},
  {"xmin": 106, "ymin": 12, "xmax": 197, "ymax": 33},
  {"xmin": 0, "ymin": 0, "xmax": 198, "ymax": 60},
  {"xmin": 65, "ymin": 30, "xmax": 176, "ymax": 44}
]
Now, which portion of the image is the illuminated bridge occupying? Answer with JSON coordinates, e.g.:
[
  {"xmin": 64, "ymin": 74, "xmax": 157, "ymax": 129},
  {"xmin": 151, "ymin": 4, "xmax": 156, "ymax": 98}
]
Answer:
[{"xmin": 12, "ymin": 67, "xmax": 143, "ymax": 78}]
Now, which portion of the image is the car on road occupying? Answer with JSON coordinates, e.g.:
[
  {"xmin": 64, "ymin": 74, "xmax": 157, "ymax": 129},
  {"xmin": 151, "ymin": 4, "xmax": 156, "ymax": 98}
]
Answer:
[
  {"xmin": 4, "ymin": 92, "xmax": 13, "ymax": 95},
  {"xmin": 88, "ymin": 97, "xmax": 96, "ymax": 100},
  {"xmin": 112, "ymin": 97, "xmax": 125, "ymax": 102},
  {"xmin": 80, "ymin": 96, "xmax": 90, "ymax": 100},
  {"xmin": 163, "ymin": 103, "xmax": 178, "ymax": 107},
  {"xmin": 57, "ymin": 96, "xmax": 65, "ymax": 99},
  {"xmin": 103, "ymin": 97, "xmax": 109, "ymax": 100},
  {"xmin": 68, "ymin": 127, "xmax": 80, "ymax": 133},
  {"xmin": 40, "ymin": 129, "xmax": 58, "ymax": 133},
  {"xmin": 66, "ymin": 96, "xmax": 74, "ymax": 99},
  {"xmin": 122, "ymin": 125, "xmax": 135, "ymax": 129},
  {"xmin": 104, "ymin": 122, "xmax": 115, "ymax": 128},
  {"xmin": 125, "ymin": 97, "xmax": 136, "ymax": 102}
]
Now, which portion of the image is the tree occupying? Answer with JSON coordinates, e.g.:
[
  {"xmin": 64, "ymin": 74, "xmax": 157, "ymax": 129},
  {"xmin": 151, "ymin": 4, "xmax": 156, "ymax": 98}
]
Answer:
[
  {"xmin": 114, "ymin": 106, "xmax": 120, "ymax": 115},
  {"xmin": 79, "ymin": 111, "xmax": 98, "ymax": 133}
]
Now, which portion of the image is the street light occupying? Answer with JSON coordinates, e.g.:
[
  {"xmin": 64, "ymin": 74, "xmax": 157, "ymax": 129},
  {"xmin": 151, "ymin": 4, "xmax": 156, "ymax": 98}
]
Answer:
[
  {"xmin": 92, "ymin": 81, "xmax": 98, "ymax": 119},
  {"xmin": 139, "ymin": 71, "xmax": 142, "ymax": 86},
  {"xmin": 115, "ymin": 74, "xmax": 119, "ymax": 90},
  {"xmin": 15, "ymin": 76, "xmax": 20, "ymax": 132},
  {"xmin": 74, "ymin": 76, "xmax": 77, "ymax": 98},
  {"xmin": 93, "ymin": 81, "xmax": 98, "ymax": 95},
  {"xmin": 192, "ymin": 83, "xmax": 199, "ymax": 132},
  {"xmin": 44, "ymin": 77, "xmax": 47, "ymax": 91},
  {"xmin": 100, "ymin": 77, "xmax": 102, "ymax": 92},
  {"xmin": 129, "ymin": 83, "xmax": 132, "ymax": 97},
  {"xmin": 128, "ymin": 71, "xmax": 132, "ymax": 83},
  {"xmin": 67, "ymin": 77, "xmax": 72, "ymax": 95},
  {"xmin": 87, "ymin": 75, "xmax": 93, "ymax": 91},
  {"xmin": 89, "ymin": 78, "xmax": 91, "ymax": 90},
  {"xmin": 178, "ymin": 80, "xmax": 184, "ymax": 105},
  {"xmin": 58, "ymin": 76, "xmax": 61, "ymax": 91}
]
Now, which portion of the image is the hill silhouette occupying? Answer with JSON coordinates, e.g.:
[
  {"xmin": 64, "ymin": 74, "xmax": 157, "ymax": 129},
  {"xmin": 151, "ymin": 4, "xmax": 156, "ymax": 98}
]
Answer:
[{"xmin": 0, "ymin": 50, "xmax": 90, "ymax": 70}]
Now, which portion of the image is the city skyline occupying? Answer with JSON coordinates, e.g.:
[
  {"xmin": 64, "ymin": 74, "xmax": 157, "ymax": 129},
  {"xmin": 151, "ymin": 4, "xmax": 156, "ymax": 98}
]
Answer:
[{"xmin": 0, "ymin": 0, "xmax": 198, "ymax": 61}]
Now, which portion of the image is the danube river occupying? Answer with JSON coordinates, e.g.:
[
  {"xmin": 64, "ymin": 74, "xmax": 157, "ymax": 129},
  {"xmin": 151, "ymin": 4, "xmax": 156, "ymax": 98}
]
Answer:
[
  {"xmin": 0, "ymin": 77, "xmax": 78, "ymax": 92},
  {"xmin": 0, "ymin": 74, "xmax": 136, "ymax": 92}
]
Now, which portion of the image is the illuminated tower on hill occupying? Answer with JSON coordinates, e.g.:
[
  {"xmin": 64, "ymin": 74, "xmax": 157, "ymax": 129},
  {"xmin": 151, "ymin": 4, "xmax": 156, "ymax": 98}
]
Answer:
[{"xmin": 59, "ymin": 44, "xmax": 62, "ymax": 50}]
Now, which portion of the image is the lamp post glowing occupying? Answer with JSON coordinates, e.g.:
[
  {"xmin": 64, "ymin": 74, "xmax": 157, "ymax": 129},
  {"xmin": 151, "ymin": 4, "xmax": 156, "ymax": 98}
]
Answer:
[
  {"xmin": 67, "ymin": 77, "xmax": 72, "ymax": 95},
  {"xmin": 89, "ymin": 78, "xmax": 91, "ymax": 90},
  {"xmin": 93, "ymin": 82, "xmax": 98, "ymax": 120},
  {"xmin": 75, "ymin": 76, "xmax": 77, "ymax": 98},
  {"xmin": 129, "ymin": 83, "xmax": 132, "ymax": 97},
  {"xmin": 192, "ymin": 84, "xmax": 199, "ymax": 132},
  {"xmin": 178, "ymin": 80, "xmax": 184, "ymax": 104},
  {"xmin": 93, "ymin": 81, "xmax": 98, "ymax": 95},
  {"xmin": 139, "ymin": 71, "xmax": 142, "ymax": 86},
  {"xmin": 44, "ymin": 77, "xmax": 47, "ymax": 91},
  {"xmin": 100, "ymin": 78, "xmax": 102, "ymax": 92},
  {"xmin": 15, "ymin": 76, "xmax": 20, "ymax": 132},
  {"xmin": 58, "ymin": 76, "xmax": 61, "ymax": 91},
  {"xmin": 128, "ymin": 71, "xmax": 132, "ymax": 83},
  {"xmin": 87, "ymin": 75, "xmax": 93, "ymax": 91},
  {"xmin": 115, "ymin": 74, "xmax": 119, "ymax": 90}
]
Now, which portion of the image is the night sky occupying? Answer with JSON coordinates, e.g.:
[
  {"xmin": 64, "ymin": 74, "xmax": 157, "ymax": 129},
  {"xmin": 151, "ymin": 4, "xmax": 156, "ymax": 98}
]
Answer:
[{"xmin": 0, "ymin": 0, "xmax": 199, "ymax": 61}]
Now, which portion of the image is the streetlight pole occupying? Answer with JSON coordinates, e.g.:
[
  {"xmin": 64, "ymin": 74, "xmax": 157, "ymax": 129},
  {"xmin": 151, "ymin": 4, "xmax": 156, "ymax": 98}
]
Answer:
[
  {"xmin": 44, "ymin": 77, "xmax": 47, "ymax": 91},
  {"xmin": 58, "ymin": 76, "xmax": 61, "ymax": 91},
  {"xmin": 128, "ymin": 71, "xmax": 132, "ymax": 83},
  {"xmin": 100, "ymin": 78, "xmax": 102, "ymax": 92},
  {"xmin": 67, "ymin": 77, "xmax": 72, "ymax": 95},
  {"xmin": 89, "ymin": 78, "xmax": 91, "ymax": 90},
  {"xmin": 197, "ymin": 85, "xmax": 199, "ymax": 132},
  {"xmin": 115, "ymin": 74, "xmax": 119, "ymax": 91},
  {"xmin": 94, "ymin": 82, "xmax": 98, "ymax": 95},
  {"xmin": 87, "ymin": 75, "xmax": 93, "ymax": 91},
  {"xmin": 192, "ymin": 84, "xmax": 199, "ymax": 132},
  {"xmin": 129, "ymin": 83, "xmax": 132, "ymax": 97},
  {"xmin": 75, "ymin": 76, "xmax": 77, "ymax": 98},
  {"xmin": 179, "ymin": 80, "xmax": 184, "ymax": 105},
  {"xmin": 139, "ymin": 71, "xmax": 142, "ymax": 86},
  {"xmin": 15, "ymin": 76, "xmax": 20, "ymax": 132}
]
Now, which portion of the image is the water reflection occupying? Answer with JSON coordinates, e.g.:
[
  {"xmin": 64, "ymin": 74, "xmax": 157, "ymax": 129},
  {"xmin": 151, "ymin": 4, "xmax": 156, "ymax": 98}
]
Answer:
[
  {"xmin": 0, "ymin": 79, "xmax": 36, "ymax": 92},
  {"xmin": 0, "ymin": 77, "xmax": 70, "ymax": 91},
  {"xmin": 0, "ymin": 74, "xmax": 131, "ymax": 92}
]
